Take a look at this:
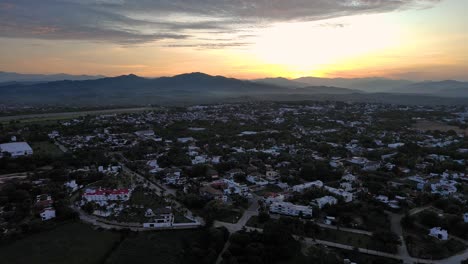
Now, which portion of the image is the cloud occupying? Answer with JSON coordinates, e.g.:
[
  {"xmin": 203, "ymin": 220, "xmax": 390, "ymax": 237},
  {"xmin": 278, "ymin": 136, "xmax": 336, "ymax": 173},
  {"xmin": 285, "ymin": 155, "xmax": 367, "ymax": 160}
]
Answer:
[{"xmin": 0, "ymin": 0, "xmax": 441, "ymax": 46}]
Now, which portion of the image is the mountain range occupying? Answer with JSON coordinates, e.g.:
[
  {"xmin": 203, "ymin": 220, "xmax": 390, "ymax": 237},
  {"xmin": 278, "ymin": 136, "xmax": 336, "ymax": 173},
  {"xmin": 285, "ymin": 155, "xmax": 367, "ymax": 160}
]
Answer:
[
  {"xmin": 254, "ymin": 77, "xmax": 468, "ymax": 96},
  {"xmin": 0, "ymin": 72, "xmax": 467, "ymax": 106},
  {"xmin": 0, "ymin": 71, "xmax": 105, "ymax": 83}
]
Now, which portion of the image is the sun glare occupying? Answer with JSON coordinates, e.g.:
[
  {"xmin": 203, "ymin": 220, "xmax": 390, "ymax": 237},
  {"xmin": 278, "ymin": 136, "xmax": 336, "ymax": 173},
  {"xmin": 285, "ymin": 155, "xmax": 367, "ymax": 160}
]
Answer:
[{"xmin": 248, "ymin": 14, "xmax": 402, "ymax": 78}]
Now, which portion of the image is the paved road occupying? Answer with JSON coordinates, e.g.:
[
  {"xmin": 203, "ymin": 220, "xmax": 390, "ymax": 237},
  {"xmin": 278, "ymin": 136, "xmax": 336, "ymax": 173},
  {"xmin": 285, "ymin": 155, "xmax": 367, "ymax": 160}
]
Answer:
[
  {"xmin": 386, "ymin": 211, "xmax": 413, "ymax": 263},
  {"xmin": 120, "ymin": 163, "xmax": 204, "ymax": 225},
  {"xmin": 215, "ymin": 205, "xmax": 468, "ymax": 264}
]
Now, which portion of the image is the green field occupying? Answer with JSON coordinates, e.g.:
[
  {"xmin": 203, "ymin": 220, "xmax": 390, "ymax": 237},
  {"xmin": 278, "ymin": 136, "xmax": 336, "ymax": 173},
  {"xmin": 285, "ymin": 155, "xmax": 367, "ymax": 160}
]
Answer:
[
  {"xmin": 106, "ymin": 230, "xmax": 192, "ymax": 264},
  {"xmin": 0, "ymin": 222, "xmax": 120, "ymax": 264},
  {"xmin": 31, "ymin": 141, "xmax": 64, "ymax": 157},
  {"xmin": 0, "ymin": 222, "xmax": 225, "ymax": 264}
]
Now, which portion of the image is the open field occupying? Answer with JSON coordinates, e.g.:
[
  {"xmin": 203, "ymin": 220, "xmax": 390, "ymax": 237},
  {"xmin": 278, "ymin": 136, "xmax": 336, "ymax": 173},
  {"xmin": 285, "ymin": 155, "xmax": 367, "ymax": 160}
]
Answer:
[
  {"xmin": 412, "ymin": 120, "xmax": 467, "ymax": 134},
  {"xmin": 0, "ymin": 107, "xmax": 156, "ymax": 124},
  {"xmin": 0, "ymin": 222, "xmax": 121, "ymax": 264},
  {"xmin": 30, "ymin": 141, "xmax": 64, "ymax": 157},
  {"xmin": 105, "ymin": 230, "xmax": 200, "ymax": 264}
]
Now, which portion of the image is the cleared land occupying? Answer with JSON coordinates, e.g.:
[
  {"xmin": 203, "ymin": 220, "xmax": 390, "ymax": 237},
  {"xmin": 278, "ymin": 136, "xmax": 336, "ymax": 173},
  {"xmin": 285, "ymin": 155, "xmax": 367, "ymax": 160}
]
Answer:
[
  {"xmin": 0, "ymin": 107, "xmax": 155, "ymax": 124},
  {"xmin": 412, "ymin": 120, "xmax": 466, "ymax": 134},
  {"xmin": 30, "ymin": 141, "xmax": 64, "ymax": 157},
  {"xmin": 0, "ymin": 222, "xmax": 120, "ymax": 264}
]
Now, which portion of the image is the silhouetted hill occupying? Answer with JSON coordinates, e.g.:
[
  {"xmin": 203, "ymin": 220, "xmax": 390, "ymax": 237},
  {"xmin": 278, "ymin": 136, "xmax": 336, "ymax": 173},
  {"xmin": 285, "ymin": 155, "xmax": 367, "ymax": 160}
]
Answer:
[
  {"xmin": 254, "ymin": 77, "xmax": 308, "ymax": 88},
  {"xmin": 0, "ymin": 73, "xmax": 466, "ymax": 106},
  {"xmin": 0, "ymin": 71, "xmax": 105, "ymax": 82}
]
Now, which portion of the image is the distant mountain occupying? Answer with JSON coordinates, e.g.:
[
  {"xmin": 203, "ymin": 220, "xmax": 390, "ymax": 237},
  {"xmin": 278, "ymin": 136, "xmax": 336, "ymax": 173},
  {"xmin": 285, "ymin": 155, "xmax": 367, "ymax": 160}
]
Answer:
[
  {"xmin": 0, "ymin": 72, "xmax": 465, "ymax": 106},
  {"xmin": 392, "ymin": 80, "xmax": 468, "ymax": 97},
  {"xmin": 254, "ymin": 77, "xmax": 308, "ymax": 88},
  {"xmin": 0, "ymin": 71, "xmax": 105, "ymax": 82},
  {"xmin": 0, "ymin": 72, "xmax": 296, "ymax": 106},
  {"xmin": 292, "ymin": 77, "xmax": 414, "ymax": 92},
  {"xmin": 295, "ymin": 86, "xmax": 363, "ymax": 94}
]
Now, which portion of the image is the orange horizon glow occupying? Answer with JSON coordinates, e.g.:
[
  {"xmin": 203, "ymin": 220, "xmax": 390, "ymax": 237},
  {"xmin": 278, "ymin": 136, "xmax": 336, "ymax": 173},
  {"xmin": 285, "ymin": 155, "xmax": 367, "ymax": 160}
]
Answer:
[{"xmin": 0, "ymin": 0, "xmax": 467, "ymax": 81}]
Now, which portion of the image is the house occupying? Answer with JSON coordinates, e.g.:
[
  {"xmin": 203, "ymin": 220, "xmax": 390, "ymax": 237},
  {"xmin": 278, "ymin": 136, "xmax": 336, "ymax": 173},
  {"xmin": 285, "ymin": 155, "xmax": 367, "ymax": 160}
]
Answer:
[
  {"xmin": 363, "ymin": 161, "xmax": 381, "ymax": 171},
  {"xmin": 324, "ymin": 186, "xmax": 353, "ymax": 203},
  {"xmin": 292, "ymin": 180, "xmax": 323, "ymax": 193},
  {"xmin": 35, "ymin": 194, "xmax": 53, "ymax": 208},
  {"xmin": 83, "ymin": 188, "xmax": 132, "ymax": 202},
  {"xmin": 143, "ymin": 207, "xmax": 174, "ymax": 228},
  {"xmin": 48, "ymin": 131, "xmax": 60, "ymax": 139},
  {"xmin": 0, "ymin": 142, "xmax": 33, "ymax": 158},
  {"xmin": 388, "ymin": 143, "xmax": 405, "ymax": 149},
  {"xmin": 246, "ymin": 174, "xmax": 269, "ymax": 186},
  {"xmin": 200, "ymin": 185, "xmax": 224, "ymax": 200},
  {"xmin": 134, "ymin": 130, "xmax": 155, "ymax": 138},
  {"xmin": 463, "ymin": 213, "xmax": 468, "ymax": 223},
  {"xmin": 314, "ymin": 196, "xmax": 338, "ymax": 209},
  {"xmin": 40, "ymin": 208, "xmax": 56, "ymax": 221},
  {"xmin": 64, "ymin": 180, "xmax": 79, "ymax": 192},
  {"xmin": 429, "ymin": 227, "xmax": 448, "ymax": 240},
  {"xmin": 264, "ymin": 193, "xmax": 285, "ymax": 204},
  {"xmin": 269, "ymin": 202, "xmax": 313, "ymax": 218},
  {"xmin": 177, "ymin": 137, "xmax": 195, "ymax": 143}
]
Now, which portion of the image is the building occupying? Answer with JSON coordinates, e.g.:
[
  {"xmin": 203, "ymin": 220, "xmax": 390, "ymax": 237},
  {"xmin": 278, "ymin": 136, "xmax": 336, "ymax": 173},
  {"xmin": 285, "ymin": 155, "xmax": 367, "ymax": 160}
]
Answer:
[
  {"xmin": 0, "ymin": 142, "xmax": 33, "ymax": 158},
  {"xmin": 83, "ymin": 188, "xmax": 132, "ymax": 202},
  {"xmin": 269, "ymin": 202, "xmax": 313, "ymax": 217},
  {"xmin": 429, "ymin": 227, "xmax": 448, "ymax": 240},
  {"xmin": 134, "ymin": 130, "xmax": 155, "ymax": 138},
  {"xmin": 324, "ymin": 186, "xmax": 353, "ymax": 203},
  {"xmin": 40, "ymin": 208, "xmax": 56, "ymax": 221},
  {"xmin": 143, "ymin": 207, "xmax": 174, "ymax": 228},
  {"xmin": 292, "ymin": 180, "xmax": 323, "ymax": 193},
  {"xmin": 314, "ymin": 196, "xmax": 338, "ymax": 209},
  {"xmin": 64, "ymin": 180, "xmax": 79, "ymax": 192},
  {"xmin": 464, "ymin": 213, "xmax": 468, "ymax": 223}
]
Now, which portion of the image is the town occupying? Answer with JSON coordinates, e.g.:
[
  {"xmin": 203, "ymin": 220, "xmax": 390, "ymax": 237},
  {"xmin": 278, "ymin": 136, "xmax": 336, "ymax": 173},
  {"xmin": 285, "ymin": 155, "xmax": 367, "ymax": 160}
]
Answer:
[{"xmin": 0, "ymin": 101, "xmax": 467, "ymax": 264}]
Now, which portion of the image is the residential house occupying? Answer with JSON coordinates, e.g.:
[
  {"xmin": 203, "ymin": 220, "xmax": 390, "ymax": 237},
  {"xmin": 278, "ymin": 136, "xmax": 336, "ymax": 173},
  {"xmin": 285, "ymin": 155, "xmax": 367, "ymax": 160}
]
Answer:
[
  {"xmin": 143, "ymin": 207, "xmax": 174, "ymax": 228},
  {"xmin": 40, "ymin": 208, "xmax": 56, "ymax": 221},
  {"xmin": 314, "ymin": 196, "xmax": 338, "ymax": 209},
  {"xmin": 269, "ymin": 202, "xmax": 313, "ymax": 218},
  {"xmin": 429, "ymin": 227, "xmax": 448, "ymax": 240},
  {"xmin": 292, "ymin": 180, "xmax": 323, "ymax": 193}
]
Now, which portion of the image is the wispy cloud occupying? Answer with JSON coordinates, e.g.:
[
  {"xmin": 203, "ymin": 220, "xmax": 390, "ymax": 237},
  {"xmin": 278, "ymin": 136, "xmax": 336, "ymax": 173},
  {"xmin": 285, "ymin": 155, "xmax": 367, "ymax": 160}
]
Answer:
[{"xmin": 0, "ymin": 0, "xmax": 441, "ymax": 46}]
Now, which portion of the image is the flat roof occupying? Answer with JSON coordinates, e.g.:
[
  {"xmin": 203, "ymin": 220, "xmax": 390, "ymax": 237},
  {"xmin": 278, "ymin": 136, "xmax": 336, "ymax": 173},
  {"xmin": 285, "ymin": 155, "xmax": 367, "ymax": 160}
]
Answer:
[{"xmin": 0, "ymin": 142, "xmax": 33, "ymax": 153}]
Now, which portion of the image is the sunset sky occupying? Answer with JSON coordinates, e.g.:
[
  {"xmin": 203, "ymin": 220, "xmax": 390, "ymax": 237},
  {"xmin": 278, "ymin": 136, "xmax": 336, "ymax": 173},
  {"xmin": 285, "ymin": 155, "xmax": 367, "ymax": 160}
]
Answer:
[{"xmin": 0, "ymin": 0, "xmax": 467, "ymax": 80}]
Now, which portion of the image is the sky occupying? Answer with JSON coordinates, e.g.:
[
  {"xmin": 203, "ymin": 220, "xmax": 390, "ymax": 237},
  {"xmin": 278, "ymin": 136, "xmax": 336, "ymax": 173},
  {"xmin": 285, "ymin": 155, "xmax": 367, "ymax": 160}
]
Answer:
[{"xmin": 0, "ymin": 0, "xmax": 467, "ymax": 81}]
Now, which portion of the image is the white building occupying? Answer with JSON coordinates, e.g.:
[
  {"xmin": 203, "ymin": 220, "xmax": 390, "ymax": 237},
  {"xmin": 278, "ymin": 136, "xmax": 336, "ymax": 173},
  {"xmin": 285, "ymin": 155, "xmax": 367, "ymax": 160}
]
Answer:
[
  {"xmin": 314, "ymin": 196, "xmax": 338, "ymax": 209},
  {"xmin": 40, "ymin": 208, "xmax": 56, "ymax": 221},
  {"xmin": 0, "ymin": 142, "xmax": 33, "ymax": 158},
  {"xmin": 388, "ymin": 143, "xmax": 405, "ymax": 149},
  {"xmin": 134, "ymin": 130, "xmax": 155, "ymax": 138},
  {"xmin": 429, "ymin": 227, "xmax": 448, "ymax": 240},
  {"xmin": 292, "ymin": 180, "xmax": 323, "ymax": 193},
  {"xmin": 143, "ymin": 207, "xmax": 174, "ymax": 228},
  {"xmin": 269, "ymin": 202, "xmax": 312, "ymax": 217},
  {"xmin": 324, "ymin": 186, "xmax": 353, "ymax": 203},
  {"xmin": 246, "ymin": 175, "xmax": 269, "ymax": 186},
  {"xmin": 264, "ymin": 193, "xmax": 285, "ymax": 205},
  {"xmin": 64, "ymin": 180, "xmax": 79, "ymax": 192},
  {"xmin": 464, "ymin": 213, "xmax": 468, "ymax": 223}
]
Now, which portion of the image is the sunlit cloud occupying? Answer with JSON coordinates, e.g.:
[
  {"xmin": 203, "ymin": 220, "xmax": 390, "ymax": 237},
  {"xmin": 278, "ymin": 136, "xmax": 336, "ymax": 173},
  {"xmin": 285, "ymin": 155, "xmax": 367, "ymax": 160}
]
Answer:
[{"xmin": 0, "ymin": 0, "xmax": 441, "ymax": 45}]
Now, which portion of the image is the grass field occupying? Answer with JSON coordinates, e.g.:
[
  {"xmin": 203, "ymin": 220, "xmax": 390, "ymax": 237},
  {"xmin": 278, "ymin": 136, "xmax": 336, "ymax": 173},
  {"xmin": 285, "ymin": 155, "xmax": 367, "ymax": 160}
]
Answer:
[
  {"xmin": 105, "ymin": 230, "xmax": 190, "ymax": 264},
  {"xmin": 0, "ymin": 222, "xmax": 121, "ymax": 264},
  {"xmin": 412, "ymin": 120, "xmax": 466, "ymax": 134},
  {"xmin": 0, "ymin": 222, "xmax": 224, "ymax": 264},
  {"xmin": 30, "ymin": 141, "xmax": 64, "ymax": 157}
]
